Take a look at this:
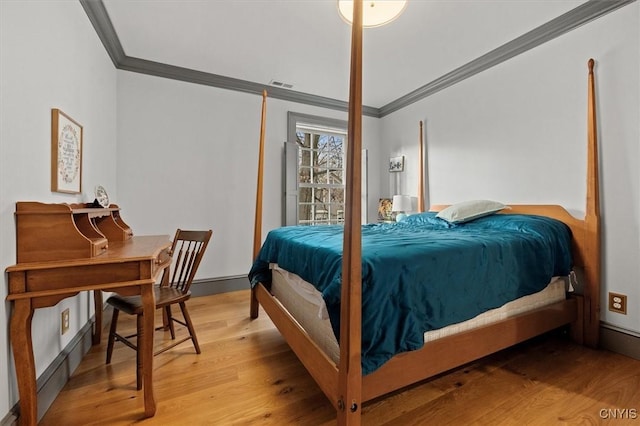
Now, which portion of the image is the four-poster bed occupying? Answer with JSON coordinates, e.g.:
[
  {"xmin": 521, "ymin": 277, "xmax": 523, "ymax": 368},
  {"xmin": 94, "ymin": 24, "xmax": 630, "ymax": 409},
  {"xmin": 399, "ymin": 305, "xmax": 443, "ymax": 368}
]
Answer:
[{"xmin": 248, "ymin": 3, "xmax": 600, "ymax": 424}]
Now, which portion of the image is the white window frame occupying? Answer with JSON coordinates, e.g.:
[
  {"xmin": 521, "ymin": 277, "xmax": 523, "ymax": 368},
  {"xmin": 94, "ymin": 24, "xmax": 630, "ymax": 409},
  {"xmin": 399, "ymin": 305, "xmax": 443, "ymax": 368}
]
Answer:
[{"xmin": 285, "ymin": 112, "xmax": 367, "ymax": 226}]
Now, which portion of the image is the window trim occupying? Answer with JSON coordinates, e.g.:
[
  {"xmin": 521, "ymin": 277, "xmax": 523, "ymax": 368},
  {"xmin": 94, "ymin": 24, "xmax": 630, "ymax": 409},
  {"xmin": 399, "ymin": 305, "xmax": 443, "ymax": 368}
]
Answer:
[
  {"xmin": 287, "ymin": 112, "xmax": 348, "ymax": 145},
  {"xmin": 285, "ymin": 112, "xmax": 367, "ymax": 226},
  {"xmin": 286, "ymin": 113, "xmax": 347, "ymax": 226}
]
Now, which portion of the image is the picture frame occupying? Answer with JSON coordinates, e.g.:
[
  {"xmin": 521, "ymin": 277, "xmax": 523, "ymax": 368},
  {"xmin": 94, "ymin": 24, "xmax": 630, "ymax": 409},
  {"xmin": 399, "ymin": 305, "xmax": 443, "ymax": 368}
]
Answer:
[
  {"xmin": 51, "ymin": 109, "xmax": 83, "ymax": 194},
  {"xmin": 389, "ymin": 155, "xmax": 404, "ymax": 172},
  {"xmin": 377, "ymin": 198, "xmax": 394, "ymax": 222}
]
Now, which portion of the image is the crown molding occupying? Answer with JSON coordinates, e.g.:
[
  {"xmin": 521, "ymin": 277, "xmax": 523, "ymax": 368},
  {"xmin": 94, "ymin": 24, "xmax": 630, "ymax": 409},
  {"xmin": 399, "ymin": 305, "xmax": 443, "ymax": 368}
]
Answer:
[
  {"xmin": 116, "ymin": 56, "xmax": 381, "ymax": 116},
  {"xmin": 81, "ymin": 0, "xmax": 635, "ymax": 119},
  {"xmin": 378, "ymin": 0, "xmax": 636, "ymax": 117},
  {"xmin": 80, "ymin": 0, "xmax": 125, "ymax": 66},
  {"xmin": 79, "ymin": 0, "xmax": 379, "ymax": 117}
]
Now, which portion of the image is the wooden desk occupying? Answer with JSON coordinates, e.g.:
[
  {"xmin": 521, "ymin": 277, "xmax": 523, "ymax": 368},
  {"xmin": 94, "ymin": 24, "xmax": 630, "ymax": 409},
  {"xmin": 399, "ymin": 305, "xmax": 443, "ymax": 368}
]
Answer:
[
  {"xmin": 6, "ymin": 202, "xmax": 171, "ymax": 425},
  {"xmin": 6, "ymin": 235, "xmax": 171, "ymax": 425}
]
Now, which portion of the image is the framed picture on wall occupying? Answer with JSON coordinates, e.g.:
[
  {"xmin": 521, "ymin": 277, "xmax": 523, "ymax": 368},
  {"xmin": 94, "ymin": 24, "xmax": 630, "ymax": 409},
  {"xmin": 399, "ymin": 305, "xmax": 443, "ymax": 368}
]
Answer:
[
  {"xmin": 378, "ymin": 198, "xmax": 394, "ymax": 222},
  {"xmin": 51, "ymin": 108, "xmax": 83, "ymax": 194},
  {"xmin": 389, "ymin": 155, "xmax": 404, "ymax": 172}
]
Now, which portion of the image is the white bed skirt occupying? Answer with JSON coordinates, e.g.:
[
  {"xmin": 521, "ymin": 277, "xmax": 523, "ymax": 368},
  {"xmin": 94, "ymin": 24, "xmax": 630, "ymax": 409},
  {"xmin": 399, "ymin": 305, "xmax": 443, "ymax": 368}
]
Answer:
[{"xmin": 269, "ymin": 264, "xmax": 567, "ymax": 365}]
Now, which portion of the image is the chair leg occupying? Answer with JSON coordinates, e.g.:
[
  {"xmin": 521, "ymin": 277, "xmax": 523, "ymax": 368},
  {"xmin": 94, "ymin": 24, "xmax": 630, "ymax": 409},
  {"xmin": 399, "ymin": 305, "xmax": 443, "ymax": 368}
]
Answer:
[
  {"xmin": 165, "ymin": 306, "xmax": 176, "ymax": 339},
  {"xmin": 136, "ymin": 314, "xmax": 143, "ymax": 390},
  {"xmin": 106, "ymin": 308, "xmax": 120, "ymax": 364},
  {"xmin": 161, "ymin": 307, "xmax": 168, "ymax": 331},
  {"xmin": 179, "ymin": 302, "xmax": 201, "ymax": 354}
]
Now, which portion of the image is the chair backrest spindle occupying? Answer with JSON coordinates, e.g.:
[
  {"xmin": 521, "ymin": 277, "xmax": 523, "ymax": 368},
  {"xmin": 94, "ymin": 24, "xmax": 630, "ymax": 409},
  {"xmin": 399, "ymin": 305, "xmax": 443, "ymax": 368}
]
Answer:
[{"xmin": 165, "ymin": 229, "xmax": 213, "ymax": 294}]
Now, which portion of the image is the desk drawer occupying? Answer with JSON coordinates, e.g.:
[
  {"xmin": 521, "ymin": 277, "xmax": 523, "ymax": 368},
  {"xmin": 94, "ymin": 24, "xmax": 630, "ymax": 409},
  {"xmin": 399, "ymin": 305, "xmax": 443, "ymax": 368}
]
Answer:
[{"xmin": 90, "ymin": 238, "xmax": 109, "ymax": 257}]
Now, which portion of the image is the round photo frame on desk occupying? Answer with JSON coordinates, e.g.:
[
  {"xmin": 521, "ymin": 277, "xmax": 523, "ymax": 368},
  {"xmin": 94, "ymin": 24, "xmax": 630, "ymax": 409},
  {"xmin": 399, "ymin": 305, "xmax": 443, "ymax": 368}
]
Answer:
[{"xmin": 91, "ymin": 185, "xmax": 109, "ymax": 208}]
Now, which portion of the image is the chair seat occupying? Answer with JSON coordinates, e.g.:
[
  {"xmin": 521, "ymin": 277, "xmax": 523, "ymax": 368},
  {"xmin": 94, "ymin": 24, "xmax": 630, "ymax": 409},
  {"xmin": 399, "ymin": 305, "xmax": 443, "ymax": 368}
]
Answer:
[{"xmin": 106, "ymin": 286, "xmax": 192, "ymax": 315}]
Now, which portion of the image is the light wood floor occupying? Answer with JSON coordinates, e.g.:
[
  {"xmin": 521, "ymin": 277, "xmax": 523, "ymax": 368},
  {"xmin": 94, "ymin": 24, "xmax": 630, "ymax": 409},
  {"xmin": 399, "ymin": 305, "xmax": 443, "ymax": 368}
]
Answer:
[{"xmin": 40, "ymin": 290, "xmax": 640, "ymax": 425}]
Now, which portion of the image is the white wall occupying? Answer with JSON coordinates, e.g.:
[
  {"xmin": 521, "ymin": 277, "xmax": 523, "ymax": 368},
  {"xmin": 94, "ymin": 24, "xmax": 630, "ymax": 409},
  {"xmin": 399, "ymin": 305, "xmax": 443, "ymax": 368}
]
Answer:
[
  {"xmin": 116, "ymin": 71, "xmax": 382, "ymax": 279},
  {"xmin": 379, "ymin": 4, "xmax": 640, "ymax": 333},
  {"xmin": 0, "ymin": 0, "xmax": 637, "ymax": 421},
  {"xmin": 0, "ymin": 0, "xmax": 117, "ymax": 416}
]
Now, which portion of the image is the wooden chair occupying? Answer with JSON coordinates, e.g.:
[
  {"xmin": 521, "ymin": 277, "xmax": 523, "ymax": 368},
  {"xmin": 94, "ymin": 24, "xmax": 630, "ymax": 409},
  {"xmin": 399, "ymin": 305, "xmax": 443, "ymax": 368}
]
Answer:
[{"xmin": 105, "ymin": 229, "xmax": 213, "ymax": 389}]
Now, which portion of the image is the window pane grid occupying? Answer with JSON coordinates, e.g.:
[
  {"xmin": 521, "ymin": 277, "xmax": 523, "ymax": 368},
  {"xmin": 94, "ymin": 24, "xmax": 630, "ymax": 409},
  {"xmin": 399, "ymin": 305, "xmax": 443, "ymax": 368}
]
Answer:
[{"xmin": 296, "ymin": 126, "xmax": 345, "ymax": 226}]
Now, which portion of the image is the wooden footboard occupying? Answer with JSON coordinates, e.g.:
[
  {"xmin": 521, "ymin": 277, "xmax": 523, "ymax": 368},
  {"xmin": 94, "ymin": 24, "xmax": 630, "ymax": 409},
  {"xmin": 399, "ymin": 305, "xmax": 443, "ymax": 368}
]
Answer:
[
  {"xmin": 362, "ymin": 297, "xmax": 579, "ymax": 401},
  {"xmin": 256, "ymin": 281, "xmax": 581, "ymax": 405}
]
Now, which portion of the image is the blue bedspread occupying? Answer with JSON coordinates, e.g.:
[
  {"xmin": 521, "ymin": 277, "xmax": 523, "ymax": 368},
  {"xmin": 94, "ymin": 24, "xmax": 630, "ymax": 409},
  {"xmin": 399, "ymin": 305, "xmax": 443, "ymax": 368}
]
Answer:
[{"xmin": 249, "ymin": 213, "xmax": 572, "ymax": 374}]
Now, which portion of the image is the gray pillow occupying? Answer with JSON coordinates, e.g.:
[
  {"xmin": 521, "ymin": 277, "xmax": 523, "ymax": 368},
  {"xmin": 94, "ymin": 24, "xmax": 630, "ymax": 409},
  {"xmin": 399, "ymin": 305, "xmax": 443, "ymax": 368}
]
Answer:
[{"xmin": 436, "ymin": 200, "xmax": 507, "ymax": 223}]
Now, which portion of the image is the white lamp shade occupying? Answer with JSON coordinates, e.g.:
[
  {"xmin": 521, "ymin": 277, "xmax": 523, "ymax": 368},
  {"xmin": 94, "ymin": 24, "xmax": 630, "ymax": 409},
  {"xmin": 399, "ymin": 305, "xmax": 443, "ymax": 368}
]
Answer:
[
  {"xmin": 337, "ymin": 0, "xmax": 408, "ymax": 28},
  {"xmin": 391, "ymin": 195, "xmax": 412, "ymax": 212}
]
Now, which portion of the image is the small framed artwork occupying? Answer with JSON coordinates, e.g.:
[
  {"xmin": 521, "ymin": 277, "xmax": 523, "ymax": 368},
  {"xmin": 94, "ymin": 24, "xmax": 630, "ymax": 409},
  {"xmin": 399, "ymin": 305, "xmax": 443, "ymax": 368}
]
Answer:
[
  {"xmin": 377, "ymin": 198, "xmax": 394, "ymax": 222},
  {"xmin": 51, "ymin": 109, "xmax": 83, "ymax": 193},
  {"xmin": 389, "ymin": 155, "xmax": 404, "ymax": 172}
]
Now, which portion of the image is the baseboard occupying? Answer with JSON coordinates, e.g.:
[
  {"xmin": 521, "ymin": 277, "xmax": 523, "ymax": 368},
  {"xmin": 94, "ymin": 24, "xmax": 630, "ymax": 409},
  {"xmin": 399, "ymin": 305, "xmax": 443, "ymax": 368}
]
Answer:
[
  {"xmin": 6, "ymin": 320, "xmax": 94, "ymax": 424},
  {"xmin": 0, "ymin": 410, "xmax": 17, "ymax": 426},
  {"xmin": 600, "ymin": 323, "xmax": 640, "ymax": 360},
  {"xmin": 189, "ymin": 275, "xmax": 250, "ymax": 297}
]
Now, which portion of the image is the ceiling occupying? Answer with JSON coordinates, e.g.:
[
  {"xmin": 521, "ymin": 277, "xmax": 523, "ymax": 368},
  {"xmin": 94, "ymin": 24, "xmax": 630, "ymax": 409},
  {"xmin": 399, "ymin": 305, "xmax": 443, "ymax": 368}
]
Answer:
[{"xmin": 102, "ymin": 0, "xmax": 587, "ymax": 109}]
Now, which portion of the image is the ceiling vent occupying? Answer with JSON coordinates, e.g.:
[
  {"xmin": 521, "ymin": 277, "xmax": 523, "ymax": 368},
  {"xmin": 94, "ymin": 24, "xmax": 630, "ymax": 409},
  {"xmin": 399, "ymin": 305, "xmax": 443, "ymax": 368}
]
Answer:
[{"xmin": 269, "ymin": 80, "xmax": 294, "ymax": 89}]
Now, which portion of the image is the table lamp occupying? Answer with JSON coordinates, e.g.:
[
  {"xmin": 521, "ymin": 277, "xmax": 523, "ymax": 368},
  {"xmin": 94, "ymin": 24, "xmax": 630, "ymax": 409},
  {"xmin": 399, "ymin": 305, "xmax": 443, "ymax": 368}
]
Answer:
[{"xmin": 392, "ymin": 195, "xmax": 411, "ymax": 222}]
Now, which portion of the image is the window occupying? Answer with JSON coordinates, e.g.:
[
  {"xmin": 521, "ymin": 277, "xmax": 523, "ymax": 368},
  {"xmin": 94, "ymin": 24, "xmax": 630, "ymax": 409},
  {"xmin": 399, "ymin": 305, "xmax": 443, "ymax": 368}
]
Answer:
[
  {"xmin": 285, "ymin": 112, "xmax": 368, "ymax": 226},
  {"xmin": 296, "ymin": 125, "xmax": 346, "ymax": 225},
  {"xmin": 286, "ymin": 113, "xmax": 347, "ymax": 226}
]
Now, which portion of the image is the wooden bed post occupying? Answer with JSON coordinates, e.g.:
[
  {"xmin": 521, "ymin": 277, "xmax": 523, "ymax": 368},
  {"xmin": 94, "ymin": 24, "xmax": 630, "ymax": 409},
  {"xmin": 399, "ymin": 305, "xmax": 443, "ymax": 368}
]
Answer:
[
  {"xmin": 338, "ymin": 0, "xmax": 363, "ymax": 424},
  {"xmin": 583, "ymin": 59, "xmax": 600, "ymax": 347},
  {"xmin": 250, "ymin": 90, "xmax": 268, "ymax": 319},
  {"xmin": 249, "ymin": 55, "xmax": 600, "ymax": 423},
  {"xmin": 418, "ymin": 121, "xmax": 425, "ymax": 213}
]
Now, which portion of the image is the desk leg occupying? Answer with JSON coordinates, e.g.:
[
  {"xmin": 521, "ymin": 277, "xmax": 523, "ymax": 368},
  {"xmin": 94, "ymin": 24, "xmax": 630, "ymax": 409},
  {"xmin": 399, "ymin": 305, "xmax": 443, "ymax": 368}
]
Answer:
[
  {"xmin": 93, "ymin": 290, "xmax": 103, "ymax": 345},
  {"xmin": 139, "ymin": 285, "xmax": 156, "ymax": 417},
  {"xmin": 10, "ymin": 299, "xmax": 37, "ymax": 426}
]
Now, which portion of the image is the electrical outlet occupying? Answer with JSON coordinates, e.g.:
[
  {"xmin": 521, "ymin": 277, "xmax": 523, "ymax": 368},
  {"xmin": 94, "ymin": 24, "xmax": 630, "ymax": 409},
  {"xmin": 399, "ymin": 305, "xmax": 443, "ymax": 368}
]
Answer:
[
  {"xmin": 608, "ymin": 292, "xmax": 627, "ymax": 315},
  {"xmin": 61, "ymin": 309, "xmax": 70, "ymax": 334}
]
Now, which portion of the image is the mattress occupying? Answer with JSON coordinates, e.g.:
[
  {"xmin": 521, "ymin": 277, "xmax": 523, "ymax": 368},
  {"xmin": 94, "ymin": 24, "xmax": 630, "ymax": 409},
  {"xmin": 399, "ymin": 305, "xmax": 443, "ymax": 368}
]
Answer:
[{"xmin": 270, "ymin": 264, "xmax": 567, "ymax": 365}]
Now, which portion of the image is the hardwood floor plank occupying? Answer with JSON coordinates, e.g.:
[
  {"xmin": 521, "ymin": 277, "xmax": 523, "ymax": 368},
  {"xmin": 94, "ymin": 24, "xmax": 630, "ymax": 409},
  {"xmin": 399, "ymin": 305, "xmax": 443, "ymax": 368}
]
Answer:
[{"xmin": 39, "ymin": 290, "xmax": 640, "ymax": 425}]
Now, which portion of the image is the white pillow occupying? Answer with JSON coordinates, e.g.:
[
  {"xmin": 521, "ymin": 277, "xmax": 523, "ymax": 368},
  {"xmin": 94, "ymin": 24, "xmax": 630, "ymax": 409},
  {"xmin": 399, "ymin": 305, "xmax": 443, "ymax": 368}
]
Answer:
[{"xmin": 436, "ymin": 200, "xmax": 507, "ymax": 224}]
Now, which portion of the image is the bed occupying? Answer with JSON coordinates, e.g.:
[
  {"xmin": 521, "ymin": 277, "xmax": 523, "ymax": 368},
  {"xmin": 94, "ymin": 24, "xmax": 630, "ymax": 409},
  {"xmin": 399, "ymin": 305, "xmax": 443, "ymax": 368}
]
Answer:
[
  {"xmin": 248, "ymin": 3, "xmax": 600, "ymax": 424},
  {"xmin": 250, "ymin": 211, "xmax": 575, "ymax": 375}
]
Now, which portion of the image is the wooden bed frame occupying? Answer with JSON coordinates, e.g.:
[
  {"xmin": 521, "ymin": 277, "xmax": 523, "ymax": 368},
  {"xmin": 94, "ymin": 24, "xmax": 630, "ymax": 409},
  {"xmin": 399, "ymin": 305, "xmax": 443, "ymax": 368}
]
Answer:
[{"xmin": 249, "ymin": 3, "xmax": 600, "ymax": 424}]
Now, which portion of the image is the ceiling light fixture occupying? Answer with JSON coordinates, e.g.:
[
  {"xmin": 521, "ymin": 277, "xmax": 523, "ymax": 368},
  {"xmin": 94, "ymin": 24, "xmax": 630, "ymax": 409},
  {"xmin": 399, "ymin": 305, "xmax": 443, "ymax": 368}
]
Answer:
[{"xmin": 337, "ymin": 0, "xmax": 408, "ymax": 28}]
